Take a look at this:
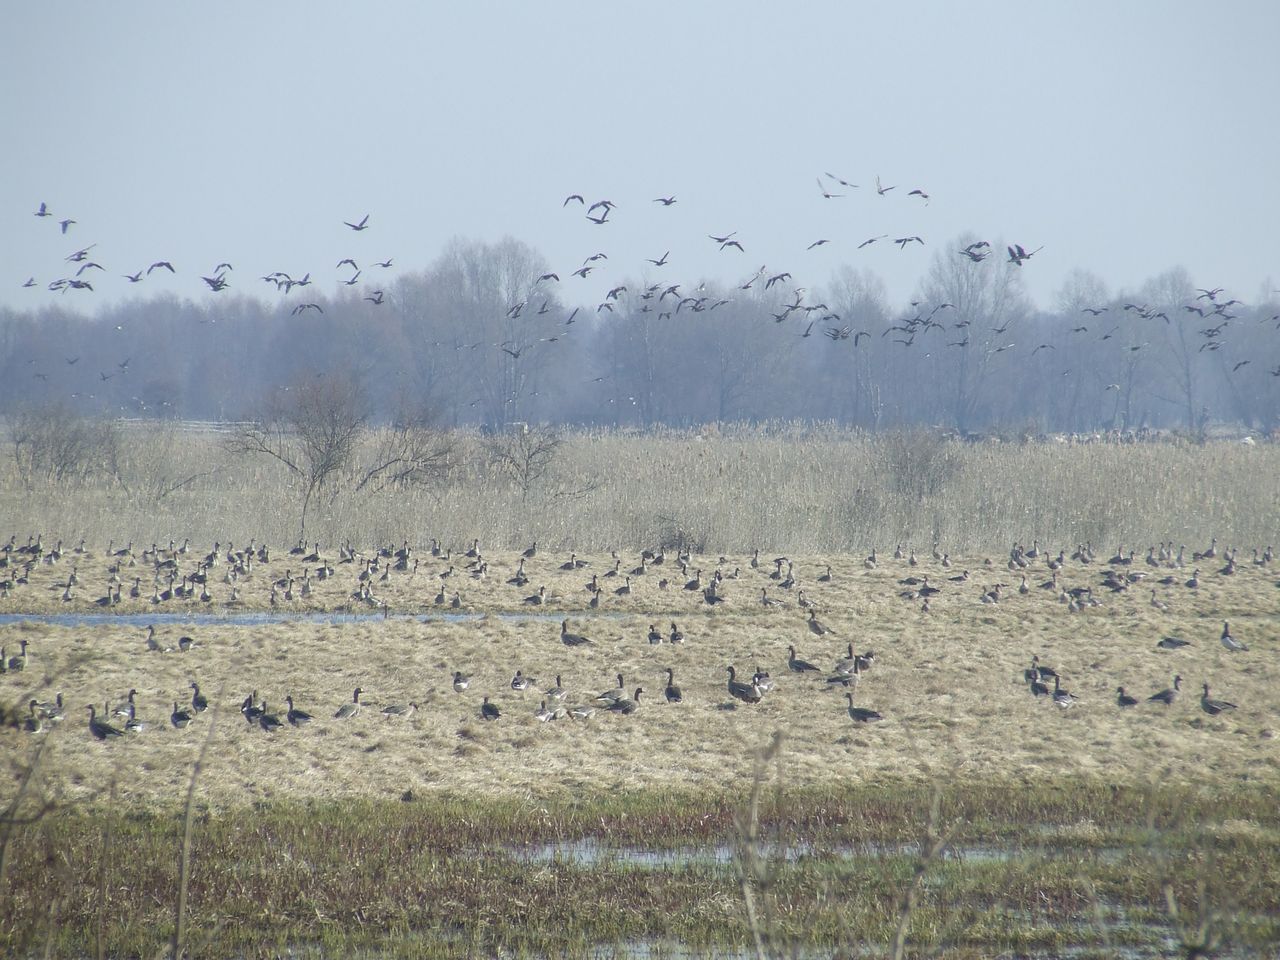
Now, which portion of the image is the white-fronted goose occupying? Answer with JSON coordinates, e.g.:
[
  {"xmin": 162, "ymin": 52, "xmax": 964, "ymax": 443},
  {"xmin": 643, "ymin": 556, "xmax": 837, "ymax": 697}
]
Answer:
[{"xmin": 334, "ymin": 688, "xmax": 363, "ymax": 719}]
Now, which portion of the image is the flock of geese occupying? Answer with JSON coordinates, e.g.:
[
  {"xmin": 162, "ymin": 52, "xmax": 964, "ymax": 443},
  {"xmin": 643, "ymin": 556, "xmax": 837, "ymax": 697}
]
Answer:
[
  {"xmin": 20, "ymin": 184, "xmax": 1274, "ymax": 410},
  {"xmin": 2, "ymin": 531, "xmax": 1263, "ymax": 742}
]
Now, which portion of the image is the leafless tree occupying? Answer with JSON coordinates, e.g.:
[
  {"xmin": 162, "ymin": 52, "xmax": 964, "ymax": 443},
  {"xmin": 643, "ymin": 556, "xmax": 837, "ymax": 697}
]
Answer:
[{"xmin": 225, "ymin": 373, "xmax": 369, "ymax": 538}]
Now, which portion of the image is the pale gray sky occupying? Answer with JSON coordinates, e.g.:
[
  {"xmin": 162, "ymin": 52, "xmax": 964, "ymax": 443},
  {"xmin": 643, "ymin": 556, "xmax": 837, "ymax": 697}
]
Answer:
[{"xmin": 4, "ymin": 0, "xmax": 1278, "ymax": 315}]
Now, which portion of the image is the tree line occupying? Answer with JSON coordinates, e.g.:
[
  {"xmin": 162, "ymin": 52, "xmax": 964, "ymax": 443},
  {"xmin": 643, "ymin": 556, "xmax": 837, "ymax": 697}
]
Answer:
[{"xmin": 3, "ymin": 234, "xmax": 1278, "ymax": 437}]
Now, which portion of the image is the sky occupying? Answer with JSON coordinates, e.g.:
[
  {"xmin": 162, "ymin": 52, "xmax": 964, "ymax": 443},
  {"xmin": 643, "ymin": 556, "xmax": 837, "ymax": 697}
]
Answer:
[{"xmin": 3, "ymin": 1, "xmax": 1278, "ymax": 317}]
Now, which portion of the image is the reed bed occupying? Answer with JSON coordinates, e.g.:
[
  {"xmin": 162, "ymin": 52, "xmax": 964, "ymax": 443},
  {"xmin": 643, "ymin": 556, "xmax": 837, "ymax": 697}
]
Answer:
[{"xmin": 0, "ymin": 424, "xmax": 1277, "ymax": 556}]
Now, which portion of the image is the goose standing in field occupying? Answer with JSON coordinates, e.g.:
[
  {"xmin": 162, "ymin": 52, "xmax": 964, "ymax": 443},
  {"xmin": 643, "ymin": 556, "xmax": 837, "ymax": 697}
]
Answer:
[
  {"xmin": 286, "ymin": 695, "xmax": 313, "ymax": 726},
  {"xmin": 595, "ymin": 674, "xmax": 626, "ymax": 705},
  {"xmin": 664, "ymin": 668, "xmax": 683, "ymax": 702},
  {"xmin": 1052, "ymin": 676, "xmax": 1077, "ymax": 708},
  {"xmin": 561, "ymin": 620, "xmax": 593, "ymax": 646},
  {"xmin": 647, "ymin": 624, "xmax": 663, "ymax": 644},
  {"xmin": 190, "ymin": 682, "xmax": 208, "ymax": 713},
  {"xmin": 480, "ymin": 696, "xmax": 500, "ymax": 720},
  {"xmin": 545, "ymin": 675, "xmax": 568, "ymax": 702},
  {"xmin": 24, "ymin": 701, "xmax": 44, "ymax": 733},
  {"xmin": 669, "ymin": 622, "xmax": 685, "ymax": 644},
  {"xmin": 535, "ymin": 700, "xmax": 556, "ymax": 722},
  {"xmin": 787, "ymin": 645, "xmax": 822, "ymax": 674},
  {"xmin": 88, "ymin": 704, "xmax": 124, "ymax": 739},
  {"xmin": 727, "ymin": 666, "xmax": 763, "ymax": 704},
  {"xmin": 1200, "ymin": 683, "xmax": 1237, "ymax": 716},
  {"xmin": 1115, "ymin": 686, "xmax": 1139, "ymax": 708},
  {"xmin": 112, "ymin": 689, "xmax": 138, "ymax": 719},
  {"xmin": 845, "ymin": 691, "xmax": 883, "ymax": 723},
  {"xmin": 1148, "ymin": 675, "xmax": 1182, "ymax": 706},
  {"xmin": 125, "ymin": 703, "xmax": 145, "ymax": 733},
  {"xmin": 523, "ymin": 585, "xmax": 546, "ymax": 605},
  {"xmin": 380, "ymin": 701, "xmax": 417, "ymax": 719},
  {"xmin": 452, "ymin": 672, "xmax": 470, "ymax": 693},
  {"xmin": 510, "ymin": 670, "xmax": 535, "ymax": 691},
  {"xmin": 609, "ymin": 687, "xmax": 643, "ymax": 714},
  {"xmin": 1220, "ymin": 621, "xmax": 1249, "ymax": 652},
  {"xmin": 7, "ymin": 640, "xmax": 29, "ymax": 671},
  {"xmin": 258, "ymin": 702, "xmax": 283, "ymax": 731},
  {"xmin": 807, "ymin": 609, "xmax": 833, "ymax": 637},
  {"xmin": 171, "ymin": 701, "xmax": 194, "ymax": 728},
  {"xmin": 1157, "ymin": 636, "xmax": 1191, "ymax": 650},
  {"xmin": 334, "ymin": 688, "xmax": 363, "ymax": 718},
  {"xmin": 241, "ymin": 693, "xmax": 263, "ymax": 722}
]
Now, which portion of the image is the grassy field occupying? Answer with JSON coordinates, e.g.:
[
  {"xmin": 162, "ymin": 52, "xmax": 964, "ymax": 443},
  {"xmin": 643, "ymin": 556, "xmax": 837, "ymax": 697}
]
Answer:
[
  {"xmin": 3, "ymin": 536, "xmax": 1279, "ymax": 956},
  {"xmin": 2, "ymin": 430, "xmax": 1278, "ymax": 957}
]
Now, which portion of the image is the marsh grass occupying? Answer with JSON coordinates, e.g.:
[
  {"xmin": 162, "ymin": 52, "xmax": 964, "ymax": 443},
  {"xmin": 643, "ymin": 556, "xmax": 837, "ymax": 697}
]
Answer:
[
  {"xmin": 1, "ymin": 425, "xmax": 1277, "ymax": 555},
  {"xmin": 2, "ymin": 783, "xmax": 1279, "ymax": 958}
]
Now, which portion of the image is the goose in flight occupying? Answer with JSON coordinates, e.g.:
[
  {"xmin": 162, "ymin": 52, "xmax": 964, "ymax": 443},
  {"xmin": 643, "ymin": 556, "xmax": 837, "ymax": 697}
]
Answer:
[
  {"xmin": 563, "ymin": 194, "xmax": 584, "ymax": 206},
  {"xmin": 59, "ymin": 219, "xmax": 76, "ymax": 234},
  {"xmin": 364, "ymin": 290, "xmax": 384, "ymax": 305},
  {"xmin": 858, "ymin": 235, "xmax": 888, "ymax": 249},
  {"xmin": 875, "ymin": 175, "xmax": 895, "ymax": 195},
  {"xmin": 646, "ymin": 251, "xmax": 669, "ymax": 266},
  {"xmin": 344, "ymin": 214, "xmax": 370, "ymax": 230},
  {"xmin": 1006, "ymin": 243, "xmax": 1043, "ymax": 266},
  {"xmin": 147, "ymin": 261, "xmax": 175, "ymax": 274},
  {"xmin": 35, "ymin": 202, "xmax": 51, "ymax": 217},
  {"xmin": 816, "ymin": 177, "xmax": 843, "ymax": 199},
  {"xmin": 653, "ymin": 196, "xmax": 677, "ymax": 205}
]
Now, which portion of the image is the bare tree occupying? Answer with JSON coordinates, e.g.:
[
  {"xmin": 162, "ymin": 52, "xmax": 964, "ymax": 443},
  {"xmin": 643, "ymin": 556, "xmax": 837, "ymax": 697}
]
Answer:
[
  {"xmin": 225, "ymin": 373, "xmax": 368, "ymax": 538},
  {"xmin": 355, "ymin": 405, "xmax": 455, "ymax": 495}
]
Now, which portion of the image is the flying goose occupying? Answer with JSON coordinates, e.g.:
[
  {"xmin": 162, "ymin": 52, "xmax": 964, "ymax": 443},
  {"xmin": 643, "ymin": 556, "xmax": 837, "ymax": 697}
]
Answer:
[{"xmin": 334, "ymin": 688, "xmax": 363, "ymax": 719}]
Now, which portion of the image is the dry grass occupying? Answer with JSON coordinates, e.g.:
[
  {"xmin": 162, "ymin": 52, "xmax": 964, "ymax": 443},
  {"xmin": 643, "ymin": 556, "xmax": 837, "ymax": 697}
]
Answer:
[
  {"xmin": 3, "ymin": 539, "xmax": 1276, "ymax": 810},
  {"xmin": 1, "ymin": 424, "xmax": 1278, "ymax": 555}
]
